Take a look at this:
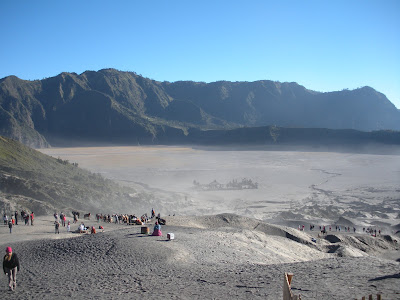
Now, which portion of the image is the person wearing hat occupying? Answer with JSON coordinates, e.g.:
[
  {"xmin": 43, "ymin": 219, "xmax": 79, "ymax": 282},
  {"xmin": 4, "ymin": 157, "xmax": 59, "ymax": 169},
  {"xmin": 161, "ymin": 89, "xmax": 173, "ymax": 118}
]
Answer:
[{"xmin": 3, "ymin": 247, "xmax": 20, "ymax": 291}]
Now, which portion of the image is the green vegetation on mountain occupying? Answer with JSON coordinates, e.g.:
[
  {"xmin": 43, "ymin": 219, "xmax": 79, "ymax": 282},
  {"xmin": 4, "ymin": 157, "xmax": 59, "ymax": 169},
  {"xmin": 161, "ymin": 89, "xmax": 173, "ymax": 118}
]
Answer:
[{"xmin": 0, "ymin": 136, "xmax": 145, "ymax": 215}]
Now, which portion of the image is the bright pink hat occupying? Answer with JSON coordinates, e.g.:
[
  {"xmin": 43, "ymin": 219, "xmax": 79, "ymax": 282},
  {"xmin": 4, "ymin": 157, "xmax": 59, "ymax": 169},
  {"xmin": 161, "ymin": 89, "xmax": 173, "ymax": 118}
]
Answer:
[{"xmin": 6, "ymin": 247, "xmax": 12, "ymax": 253}]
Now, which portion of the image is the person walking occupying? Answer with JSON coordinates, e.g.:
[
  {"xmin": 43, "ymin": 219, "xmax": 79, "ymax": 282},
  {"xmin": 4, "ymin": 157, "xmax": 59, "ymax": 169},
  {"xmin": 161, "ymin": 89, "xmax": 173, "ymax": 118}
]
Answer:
[
  {"xmin": 30, "ymin": 212, "xmax": 34, "ymax": 225},
  {"xmin": 3, "ymin": 247, "xmax": 20, "ymax": 291},
  {"xmin": 8, "ymin": 220, "xmax": 13, "ymax": 234},
  {"xmin": 14, "ymin": 211, "xmax": 18, "ymax": 225},
  {"xmin": 55, "ymin": 220, "xmax": 60, "ymax": 234}
]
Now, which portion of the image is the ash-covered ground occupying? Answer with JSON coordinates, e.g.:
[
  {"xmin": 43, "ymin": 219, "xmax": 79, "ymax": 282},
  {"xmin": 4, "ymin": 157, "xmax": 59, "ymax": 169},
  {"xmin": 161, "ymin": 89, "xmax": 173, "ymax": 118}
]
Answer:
[{"xmin": 40, "ymin": 146, "xmax": 400, "ymax": 232}]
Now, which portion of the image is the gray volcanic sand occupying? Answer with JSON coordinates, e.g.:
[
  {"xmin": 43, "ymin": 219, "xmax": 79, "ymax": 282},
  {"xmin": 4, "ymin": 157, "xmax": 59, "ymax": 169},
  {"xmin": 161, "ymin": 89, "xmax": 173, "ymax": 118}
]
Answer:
[
  {"xmin": 0, "ymin": 214, "xmax": 399, "ymax": 299},
  {"xmin": 0, "ymin": 146, "xmax": 394, "ymax": 299}
]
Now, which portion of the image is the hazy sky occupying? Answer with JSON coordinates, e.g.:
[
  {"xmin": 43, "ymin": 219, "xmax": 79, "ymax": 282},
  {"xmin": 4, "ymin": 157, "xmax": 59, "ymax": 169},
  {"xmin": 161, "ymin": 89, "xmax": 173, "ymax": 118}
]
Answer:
[{"xmin": 1, "ymin": 0, "xmax": 399, "ymax": 108}]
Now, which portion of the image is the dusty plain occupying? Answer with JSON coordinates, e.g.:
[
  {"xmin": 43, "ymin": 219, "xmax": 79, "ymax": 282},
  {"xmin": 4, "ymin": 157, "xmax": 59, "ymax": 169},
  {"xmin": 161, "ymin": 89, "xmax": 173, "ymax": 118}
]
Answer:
[{"xmin": 39, "ymin": 146, "xmax": 400, "ymax": 225}]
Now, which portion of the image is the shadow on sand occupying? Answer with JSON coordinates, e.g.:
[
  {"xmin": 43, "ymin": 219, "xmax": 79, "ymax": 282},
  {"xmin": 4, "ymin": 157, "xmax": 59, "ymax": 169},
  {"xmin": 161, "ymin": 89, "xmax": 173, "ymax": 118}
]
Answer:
[{"xmin": 369, "ymin": 273, "xmax": 400, "ymax": 281}]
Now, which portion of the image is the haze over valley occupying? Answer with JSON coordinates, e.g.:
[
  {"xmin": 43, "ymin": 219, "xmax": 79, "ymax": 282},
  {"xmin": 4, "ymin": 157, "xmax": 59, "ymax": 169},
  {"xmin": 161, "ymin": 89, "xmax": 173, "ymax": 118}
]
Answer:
[{"xmin": 39, "ymin": 146, "xmax": 400, "ymax": 230}]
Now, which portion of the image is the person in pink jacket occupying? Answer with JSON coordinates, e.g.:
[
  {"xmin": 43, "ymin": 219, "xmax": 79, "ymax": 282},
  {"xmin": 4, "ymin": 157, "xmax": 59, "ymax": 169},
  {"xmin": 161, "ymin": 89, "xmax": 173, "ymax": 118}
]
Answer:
[{"xmin": 152, "ymin": 221, "xmax": 162, "ymax": 236}]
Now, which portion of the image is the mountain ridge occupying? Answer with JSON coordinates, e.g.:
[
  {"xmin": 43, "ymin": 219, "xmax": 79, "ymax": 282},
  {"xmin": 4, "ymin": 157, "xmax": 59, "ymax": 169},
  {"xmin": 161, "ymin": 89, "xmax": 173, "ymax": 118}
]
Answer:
[{"xmin": 1, "ymin": 69, "xmax": 399, "ymax": 148}]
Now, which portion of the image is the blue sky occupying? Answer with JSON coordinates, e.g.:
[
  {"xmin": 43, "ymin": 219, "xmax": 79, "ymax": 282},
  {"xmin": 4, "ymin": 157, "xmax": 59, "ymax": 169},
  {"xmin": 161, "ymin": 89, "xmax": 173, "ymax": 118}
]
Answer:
[{"xmin": 1, "ymin": 0, "xmax": 399, "ymax": 108}]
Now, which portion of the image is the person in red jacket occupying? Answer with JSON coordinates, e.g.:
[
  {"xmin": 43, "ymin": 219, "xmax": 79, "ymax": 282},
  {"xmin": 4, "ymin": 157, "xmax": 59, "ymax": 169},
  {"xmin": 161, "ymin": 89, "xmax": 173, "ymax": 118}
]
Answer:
[
  {"xmin": 30, "ymin": 212, "xmax": 34, "ymax": 225},
  {"xmin": 3, "ymin": 247, "xmax": 20, "ymax": 291}
]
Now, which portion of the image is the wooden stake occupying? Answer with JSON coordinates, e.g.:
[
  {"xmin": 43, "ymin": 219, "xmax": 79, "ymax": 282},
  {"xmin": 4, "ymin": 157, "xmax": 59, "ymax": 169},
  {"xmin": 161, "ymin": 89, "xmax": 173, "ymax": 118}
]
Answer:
[
  {"xmin": 283, "ymin": 273, "xmax": 291, "ymax": 300},
  {"xmin": 287, "ymin": 273, "xmax": 293, "ymax": 286}
]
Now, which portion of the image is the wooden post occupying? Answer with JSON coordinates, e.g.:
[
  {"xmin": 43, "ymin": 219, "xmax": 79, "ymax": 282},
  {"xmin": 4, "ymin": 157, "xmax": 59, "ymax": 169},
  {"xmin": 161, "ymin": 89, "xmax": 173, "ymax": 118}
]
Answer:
[
  {"xmin": 362, "ymin": 297, "xmax": 365, "ymax": 300},
  {"xmin": 377, "ymin": 295, "xmax": 382, "ymax": 300},
  {"xmin": 283, "ymin": 273, "xmax": 301, "ymax": 300},
  {"xmin": 369, "ymin": 295, "xmax": 373, "ymax": 300},
  {"xmin": 283, "ymin": 273, "xmax": 292, "ymax": 300},
  {"xmin": 287, "ymin": 273, "xmax": 293, "ymax": 286}
]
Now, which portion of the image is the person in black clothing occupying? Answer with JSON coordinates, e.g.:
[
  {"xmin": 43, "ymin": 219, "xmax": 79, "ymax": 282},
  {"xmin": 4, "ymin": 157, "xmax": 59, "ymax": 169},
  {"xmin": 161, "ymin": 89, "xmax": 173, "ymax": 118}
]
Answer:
[
  {"xmin": 8, "ymin": 220, "xmax": 12, "ymax": 234},
  {"xmin": 55, "ymin": 220, "xmax": 60, "ymax": 234},
  {"xmin": 3, "ymin": 247, "xmax": 20, "ymax": 291},
  {"xmin": 14, "ymin": 211, "xmax": 18, "ymax": 225}
]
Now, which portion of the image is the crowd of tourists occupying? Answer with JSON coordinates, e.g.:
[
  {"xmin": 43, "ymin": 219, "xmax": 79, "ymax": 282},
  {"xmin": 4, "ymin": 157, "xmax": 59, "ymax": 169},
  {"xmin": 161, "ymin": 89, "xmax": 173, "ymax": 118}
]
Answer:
[
  {"xmin": 298, "ymin": 223, "xmax": 384, "ymax": 236},
  {"xmin": 2, "ymin": 208, "xmax": 166, "ymax": 291},
  {"xmin": 3, "ymin": 211, "xmax": 35, "ymax": 234},
  {"xmin": 95, "ymin": 212, "xmax": 152, "ymax": 225}
]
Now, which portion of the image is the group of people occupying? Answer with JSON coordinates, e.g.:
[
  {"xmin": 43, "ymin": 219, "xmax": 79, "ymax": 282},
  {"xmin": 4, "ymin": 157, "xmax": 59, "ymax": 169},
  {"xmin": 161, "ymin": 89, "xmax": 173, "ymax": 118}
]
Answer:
[
  {"xmin": 364, "ymin": 227, "xmax": 381, "ymax": 236},
  {"xmin": 150, "ymin": 209, "xmax": 165, "ymax": 236},
  {"xmin": 299, "ymin": 223, "xmax": 385, "ymax": 237},
  {"xmin": 299, "ymin": 224, "xmax": 356, "ymax": 233},
  {"xmin": 52, "ymin": 211, "xmax": 109, "ymax": 234},
  {"xmin": 4, "ymin": 211, "xmax": 34, "ymax": 225},
  {"xmin": 54, "ymin": 212, "xmax": 70, "ymax": 234},
  {"xmin": 54, "ymin": 212, "xmax": 67, "ymax": 226},
  {"xmin": 2, "ymin": 208, "xmax": 165, "ymax": 291},
  {"xmin": 20, "ymin": 210, "xmax": 34, "ymax": 226},
  {"xmin": 77, "ymin": 222, "xmax": 92, "ymax": 232},
  {"xmin": 3, "ymin": 211, "xmax": 35, "ymax": 234},
  {"xmin": 94, "ymin": 209, "xmax": 163, "ymax": 236},
  {"xmin": 95, "ymin": 213, "xmax": 151, "ymax": 225}
]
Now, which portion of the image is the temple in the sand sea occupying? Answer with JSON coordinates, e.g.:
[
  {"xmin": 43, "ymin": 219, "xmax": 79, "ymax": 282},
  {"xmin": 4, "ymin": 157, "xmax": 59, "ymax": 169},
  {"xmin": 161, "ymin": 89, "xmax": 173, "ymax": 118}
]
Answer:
[{"xmin": 193, "ymin": 178, "xmax": 258, "ymax": 191}]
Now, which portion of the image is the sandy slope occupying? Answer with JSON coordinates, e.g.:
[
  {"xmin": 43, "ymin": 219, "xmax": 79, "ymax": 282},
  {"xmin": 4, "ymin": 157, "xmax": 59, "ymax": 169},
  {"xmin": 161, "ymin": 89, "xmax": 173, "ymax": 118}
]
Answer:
[{"xmin": 1, "ymin": 214, "xmax": 399, "ymax": 299}]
